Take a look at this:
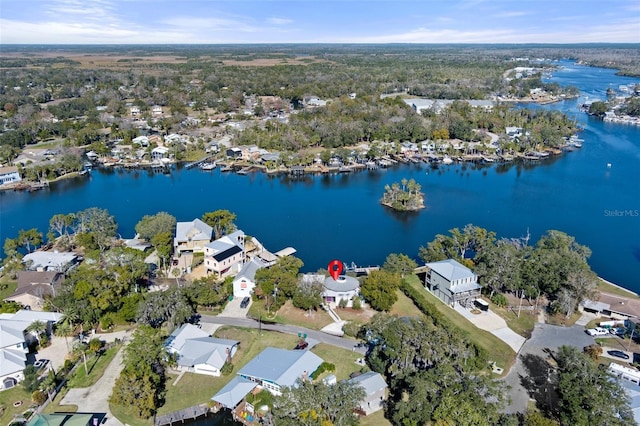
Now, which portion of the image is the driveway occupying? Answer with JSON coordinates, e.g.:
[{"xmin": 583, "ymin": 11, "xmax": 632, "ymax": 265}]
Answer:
[
  {"xmin": 219, "ymin": 296, "xmax": 250, "ymax": 318},
  {"xmin": 454, "ymin": 304, "xmax": 526, "ymax": 352},
  {"xmin": 59, "ymin": 332, "xmax": 132, "ymax": 426},
  {"xmin": 502, "ymin": 323, "xmax": 595, "ymax": 414}
]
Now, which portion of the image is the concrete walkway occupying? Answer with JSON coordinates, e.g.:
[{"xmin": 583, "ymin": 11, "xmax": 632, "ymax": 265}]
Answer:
[
  {"xmin": 59, "ymin": 331, "xmax": 132, "ymax": 426},
  {"xmin": 453, "ymin": 304, "xmax": 526, "ymax": 352}
]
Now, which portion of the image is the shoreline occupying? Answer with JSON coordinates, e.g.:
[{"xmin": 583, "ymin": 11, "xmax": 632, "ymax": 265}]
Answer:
[{"xmin": 598, "ymin": 277, "xmax": 639, "ymax": 297}]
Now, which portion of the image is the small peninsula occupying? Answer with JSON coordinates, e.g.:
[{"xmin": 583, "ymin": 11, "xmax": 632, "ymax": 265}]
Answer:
[{"xmin": 381, "ymin": 178, "xmax": 425, "ymax": 211}]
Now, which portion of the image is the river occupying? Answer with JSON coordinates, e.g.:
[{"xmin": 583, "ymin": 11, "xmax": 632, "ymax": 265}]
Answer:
[{"xmin": 1, "ymin": 60, "xmax": 639, "ymax": 290}]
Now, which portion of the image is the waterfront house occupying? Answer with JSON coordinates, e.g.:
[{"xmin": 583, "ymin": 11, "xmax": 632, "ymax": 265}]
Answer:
[
  {"xmin": 152, "ymin": 105, "xmax": 163, "ymax": 116},
  {"xmin": 423, "ymin": 259, "xmax": 481, "ymax": 307},
  {"xmin": 132, "ymin": 136, "xmax": 149, "ymax": 147},
  {"xmin": 232, "ymin": 257, "xmax": 267, "ymax": 297},
  {"xmin": 129, "ymin": 106, "xmax": 140, "ymax": 116},
  {"xmin": 0, "ymin": 166, "xmax": 21, "ymax": 186},
  {"xmin": 0, "ymin": 310, "xmax": 63, "ymax": 391},
  {"xmin": 204, "ymin": 230, "xmax": 246, "ymax": 278},
  {"xmin": 235, "ymin": 347, "xmax": 324, "ymax": 395},
  {"xmin": 165, "ymin": 324, "xmax": 239, "ymax": 377},
  {"xmin": 226, "ymin": 147, "xmax": 242, "ymax": 159},
  {"xmin": 304, "ymin": 274, "xmax": 361, "ymax": 307},
  {"xmin": 348, "ymin": 372, "xmax": 388, "ymax": 416},
  {"xmin": 174, "ymin": 219, "xmax": 213, "ymax": 254},
  {"xmin": 151, "ymin": 146, "xmax": 170, "ymax": 161},
  {"xmin": 581, "ymin": 292, "xmax": 640, "ymax": 319},
  {"xmin": 5, "ymin": 271, "xmax": 63, "ymax": 310},
  {"xmin": 22, "ymin": 251, "xmax": 79, "ymax": 274}
]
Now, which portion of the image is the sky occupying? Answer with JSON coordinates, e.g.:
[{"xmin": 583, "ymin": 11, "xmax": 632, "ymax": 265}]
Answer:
[{"xmin": 1, "ymin": 0, "xmax": 639, "ymax": 44}]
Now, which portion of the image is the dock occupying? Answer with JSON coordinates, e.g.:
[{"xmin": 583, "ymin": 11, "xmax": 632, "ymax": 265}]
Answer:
[
  {"xmin": 344, "ymin": 262, "xmax": 380, "ymax": 275},
  {"xmin": 154, "ymin": 404, "xmax": 210, "ymax": 426},
  {"xmin": 185, "ymin": 155, "xmax": 216, "ymax": 169}
]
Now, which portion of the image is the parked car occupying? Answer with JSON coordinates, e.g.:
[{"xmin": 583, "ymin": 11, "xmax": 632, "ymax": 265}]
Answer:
[
  {"xmin": 240, "ymin": 297, "xmax": 250, "ymax": 309},
  {"xmin": 33, "ymin": 359, "xmax": 49, "ymax": 369},
  {"xmin": 610, "ymin": 327, "xmax": 626, "ymax": 336},
  {"xmin": 607, "ymin": 350, "xmax": 630, "ymax": 360},
  {"xmin": 586, "ymin": 327, "xmax": 609, "ymax": 336},
  {"xmin": 294, "ymin": 341, "xmax": 309, "ymax": 350}
]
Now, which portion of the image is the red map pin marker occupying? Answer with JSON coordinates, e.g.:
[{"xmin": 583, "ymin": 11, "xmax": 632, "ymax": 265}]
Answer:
[{"xmin": 328, "ymin": 259, "xmax": 343, "ymax": 281}]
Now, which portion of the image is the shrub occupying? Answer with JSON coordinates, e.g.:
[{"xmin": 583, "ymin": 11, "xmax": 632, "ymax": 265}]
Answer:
[
  {"xmin": 310, "ymin": 362, "xmax": 335, "ymax": 379},
  {"xmin": 338, "ymin": 298, "xmax": 348, "ymax": 308},
  {"xmin": 32, "ymin": 390, "xmax": 47, "ymax": 405},
  {"xmin": 99, "ymin": 313, "xmax": 115, "ymax": 330},
  {"xmin": 221, "ymin": 361, "xmax": 233, "ymax": 376},
  {"xmin": 343, "ymin": 321, "xmax": 361, "ymax": 337},
  {"xmin": 491, "ymin": 293, "xmax": 508, "ymax": 308},
  {"xmin": 352, "ymin": 297, "xmax": 362, "ymax": 310}
]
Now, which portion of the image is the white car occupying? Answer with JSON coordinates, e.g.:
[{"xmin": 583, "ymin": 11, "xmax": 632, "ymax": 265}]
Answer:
[{"xmin": 586, "ymin": 327, "xmax": 610, "ymax": 336}]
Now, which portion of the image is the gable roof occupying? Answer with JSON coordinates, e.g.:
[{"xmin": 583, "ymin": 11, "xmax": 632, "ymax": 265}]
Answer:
[
  {"xmin": 206, "ymin": 230, "xmax": 245, "ymax": 257},
  {"xmin": 348, "ymin": 371, "xmax": 387, "ymax": 396},
  {"xmin": 22, "ymin": 252, "xmax": 78, "ymax": 270},
  {"xmin": 10, "ymin": 271, "xmax": 62, "ymax": 300},
  {"xmin": 238, "ymin": 347, "xmax": 323, "ymax": 388},
  {"xmin": 213, "ymin": 245, "xmax": 242, "ymax": 262},
  {"xmin": 0, "ymin": 348, "xmax": 27, "ymax": 376},
  {"xmin": 175, "ymin": 219, "xmax": 213, "ymax": 242},
  {"xmin": 8, "ymin": 310, "xmax": 63, "ymax": 323},
  {"xmin": 165, "ymin": 324, "xmax": 238, "ymax": 370},
  {"xmin": 211, "ymin": 376, "xmax": 258, "ymax": 409},
  {"xmin": 233, "ymin": 258, "xmax": 267, "ymax": 284},
  {"xmin": 0, "ymin": 321, "xmax": 28, "ymax": 348},
  {"xmin": 426, "ymin": 259, "xmax": 476, "ymax": 282}
]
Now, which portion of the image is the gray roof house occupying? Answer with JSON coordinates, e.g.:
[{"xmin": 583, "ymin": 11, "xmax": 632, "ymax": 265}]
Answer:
[
  {"xmin": 0, "ymin": 310, "xmax": 63, "ymax": 390},
  {"xmin": 237, "ymin": 347, "xmax": 323, "ymax": 395},
  {"xmin": 204, "ymin": 230, "xmax": 246, "ymax": 278},
  {"xmin": 316, "ymin": 274, "xmax": 360, "ymax": 307},
  {"xmin": 423, "ymin": 259, "xmax": 481, "ymax": 307},
  {"xmin": 211, "ymin": 376, "xmax": 259, "ymax": 409},
  {"xmin": 5, "ymin": 271, "xmax": 63, "ymax": 310},
  {"xmin": 22, "ymin": 251, "xmax": 79, "ymax": 273},
  {"xmin": 349, "ymin": 371, "xmax": 388, "ymax": 415},
  {"xmin": 232, "ymin": 257, "xmax": 267, "ymax": 297},
  {"xmin": 174, "ymin": 219, "xmax": 214, "ymax": 254},
  {"xmin": 165, "ymin": 324, "xmax": 239, "ymax": 377}
]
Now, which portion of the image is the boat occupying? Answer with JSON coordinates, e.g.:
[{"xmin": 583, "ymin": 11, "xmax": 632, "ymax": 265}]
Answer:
[
  {"xmin": 199, "ymin": 162, "xmax": 217, "ymax": 170},
  {"xmin": 442, "ymin": 156, "xmax": 453, "ymax": 165}
]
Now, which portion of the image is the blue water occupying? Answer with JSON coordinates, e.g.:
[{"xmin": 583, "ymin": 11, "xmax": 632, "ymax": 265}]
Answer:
[{"xmin": 1, "ymin": 61, "xmax": 639, "ymax": 290}]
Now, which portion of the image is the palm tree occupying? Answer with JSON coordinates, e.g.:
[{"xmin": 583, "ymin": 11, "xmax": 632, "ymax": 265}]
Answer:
[
  {"xmin": 27, "ymin": 320, "xmax": 47, "ymax": 346},
  {"xmin": 54, "ymin": 321, "xmax": 72, "ymax": 352}
]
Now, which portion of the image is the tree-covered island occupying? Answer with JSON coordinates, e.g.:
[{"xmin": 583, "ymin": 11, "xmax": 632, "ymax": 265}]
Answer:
[{"xmin": 381, "ymin": 178, "xmax": 425, "ymax": 211}]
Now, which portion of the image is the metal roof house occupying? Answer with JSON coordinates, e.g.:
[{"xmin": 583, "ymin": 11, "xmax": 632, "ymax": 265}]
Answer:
[
  {"xmin": 174, "ymin": 219, "xmax": 213, "ymax": 254},
  {"xmin": 313, "ymin": 274, "xmax": 361, "ymax": 307},
  {"xmin": 349, "ymin": 371, "xmax": 388, "ymax": 415},
  {"xmin": 423, "ymin": 259, "xmax": 481, "ymax": 307},
  {"xmin": 204, "ymin": 230, "xmax": 246, "ymax": 278},
  {"xmin": 237, "ymin": 347, "xmax": 323, "ymax": 395},
  {"xmin": 165, "ymin": 324, "xmax": 239, "ymax": 377},
  {"xmin": 232, "ymin": 257, "xmax": 267, "ymax": 297},
  {"xmin": 22, "ymin": 251, "xmax": 79, "ymax": 273}
]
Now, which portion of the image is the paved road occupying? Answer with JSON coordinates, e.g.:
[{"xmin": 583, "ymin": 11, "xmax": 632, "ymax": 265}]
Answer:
[
  {"xmin": 200, "ymin": 315, "xmax": 366, "ymax": 354},
  {"xmin": 502, "ymin": 323, "xmax": 595, "ymax": 414}
]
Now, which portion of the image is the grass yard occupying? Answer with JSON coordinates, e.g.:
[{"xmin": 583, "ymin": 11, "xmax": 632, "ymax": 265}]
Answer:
[
  {"xmin": 109, "ymin": 404, "xmax": 152, "ymax": 426},
  {"xmin": 248, "ymin": 300, "xmax": 333, "ymax": 330},
  {"xmin": 389, "ymin": 289, "xmax": 424, "ymax": 318},
  {"xmin": 489, "ymin": 302, "xmax": 537, "ymax": 338},
  {"xmin": 597, "ymin": 280, "xmax": 639, "ymax": 299},
  {"xmin": 360, "ymin": 409, "xmax": 392, "ymax": 426},
  {"xmin": 66, "ymin": 344, "xmax": 122, "ymax": 388},
  {"xmin": 42, "ymin": 387, "xmax": 77, "ymax": 414},
  {"xmin": 157, "ymin": 372, "xmax": 223, "ymax": 415},
  {"xmin": 403, "ymin": 275, "xmax": 515, "ymax": 372},
  {"xmin": 546, "ymin": 311, "xmax": 581, "ymax": 327},
  {"xmin": 309, "ymin": 343, "xmax": 366, "ymax": 381},
  {"xmin": 0, "ymin": 386, "xmax": 36, "ymax": 425},
  {"xmin": 0, "ymin": 278, "xmax": 17, "ymax": 301}
]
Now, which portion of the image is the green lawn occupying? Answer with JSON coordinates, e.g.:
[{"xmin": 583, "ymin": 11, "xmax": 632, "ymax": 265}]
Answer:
[
  {"xmin": 310, "ymin": 343, "xmax": 365, "ymax": 381},
  {"xmin": 0, "ymin": 386, "xmax": 35, "ymax": 425},
  {"xmin": 403, "ymin": 275, "xmax": 516, "ymax": 372},
  {"xmin": 66, "ymin": 344, "xmax": 121, "ymax": 388},
  {"xmin": 389, "ymin": 289, "xmax": 423, "ymax": 318},
  {"xmin": 42, "ymin": 387, "xmax": 77, "ymax": 414},
  {"xmin": 489, "ymin": 302, "xmax": 536, "ymax": 338},
  {"xmin": 360, "ymin": 409, "xmax": 392, "ymax": 426},
  {"xmin": 597, "ymin": 280, "xmax": 639, "ymax": 298},
  {"xmin": 248, "ymin": 300, "xmax": 333, "ymax": 330},
  {"xmin": 0, "ymin": 278, "xmax": 17, "ymax": 300},
  {"xmin": 110, "ymin": 404, "xmax": 152, "ymax": 426}
]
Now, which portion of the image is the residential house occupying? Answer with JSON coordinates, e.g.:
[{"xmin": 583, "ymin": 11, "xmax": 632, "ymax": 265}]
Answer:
[
  {"xmin": 226, "ymin": 147, "xmax": 242, "ymax": 159},
  {"xmin": 129, "ymin": 106, "xmax": 140, "ymax": 116},
  {"xmin": 151, "ymin": 146, "xmax": 170, "ymax": 161},
  {"xmin": 306, "ymin": 97, "xmax": 327, "ymax": 107},
  {"xmin": 404, "ymin": 99, "xmax": 495, "ymax": 115},
  {"xmin": 0, "ymin": 166, "xmax": 21, "ymax": 186},
  {"xmin": 304, "ymin": 274, "xmax": 360, "ymax": 307},
  {"xmin": 22, "ymin": 251, "xmax": 79, "ymax": 273},
  {"xmin": 609, "ymin": 363, "xmax": 640, "ymax": 424},
  {"xmin": 423, "ymin": 259, "xmax": 481, "ymax": 307},
  {"xmin": 152, "ymin": 105, "xmax": 163, "ymax": 116},
  {"xmin": 204, "ymin": 230, "xmax": 246, "ymax": 278},
  {"xmin": 174, "ymin": 219, "xmax": 213, "ymax": 254},
  {"xmin": 505, "ymin": 126, "xmax": 524, "ymax": 139},
  {"xmin": 0, "ymin": 310, "xmax": 63, "ymax": 390},
  {"xmin": 581, "ymin": 292, "xmax": 640, "ymax": 319},
  {"xmin": 28, "ymin": 413, "xmax": 106, "ymax": 426},
  {"xmin": 132, "ymin": 136, "xmax": 149, "ymax": 147},
  {"xmin": 349, "ymin": 372, "xmax": 388, "ymax": 415},
  {"xmin": 232, "ymin": 257, "xmax": 267, "ymax": 297},
  {"xmin": 235, "ymin": 347, "xmax": 323, "ymax": 395},
  {"xmin": 165, "ymin": 324, "xmax": 239, "ymax": 377},
  {"xmin": 4, "ymin": 271, "xmax": 63, "ymax": 310}
]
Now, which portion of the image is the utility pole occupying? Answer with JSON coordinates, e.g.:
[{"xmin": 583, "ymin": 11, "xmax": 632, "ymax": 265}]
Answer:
[
  {"xmin": 518, "ymin": 289, "xmax": 525, "ymax": 318},
  {"xmin": 628, "ymin": 327, "xmax": 635, "ymax": 352}
]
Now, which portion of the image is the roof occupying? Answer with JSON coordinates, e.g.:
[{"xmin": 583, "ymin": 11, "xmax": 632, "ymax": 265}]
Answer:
[
  {"xmin": 597, "ymin": 292, "xmax": 640, "ymax": 318},
  {"xmin": 211, "ymin": 376, "xmax": 258, "ymax": 409},
  {"xmin": 9, "ymin": 310, "xmax": 63, "ymax": 323},
  {"xmin": 274, "ymin": 247, "xmax": 297, "ymax": 257},
  {"xmin": 165, "ymin": 324, "xmax": 238, "ymax": 370},
  {"xmin": 619, "ymin": 379, "xmax": 640, "ymax": 425},
  {"xmin": 582, "ymin": 299, "xmax": 611, "ymax": 312},
  {"xmin": 206, "ymin": 230, "xmax": 245, "ymax": 257},
  {"xmin": 348, "ymin": 371, "xmax": 388, "ymax": 396},
  {"xmin": 11, "ymin": 271, "xmax": 62, "ymax": 299},
  {"xmin": 323, "ymin": 275, "xmax": 360, "ymax": 292},
  {"xmin": 23, "ymin": 251, "xmax": 77, "ymax": 270},
  {"xmin": 28, "ymin": 413, "xmax": 101, "ymax": 426},
  {"xmin": 234, "ymin": 258, "xmax": 267, "ymax": 284},
  {"xmin": 426, "ymin": 259, "xmax": 476, "ymax": 282},
  {"xmin": 213, "ymin": 245, "xmax": 242, "ymax": 262},
  {"xmin": 175, "ymin": 219, "xmax": 213, "ymax": 242},
  {"xmin": 238, "ymin": 347, "xmax": 323, "ymax": 388},
  {"xmin": 0, "ymin": 348, "xmax": 27, "ymax": 377},
  {"xmin": 0, "ymin": 321, "xmax": 29, "ymax": 348},
  {"xmin": 122, "ymin": 239, "xmax": 152, "ymax": 251},
  {"xmin": 0, "ymin": 166, "xmax": 19, "ymax": 175}
]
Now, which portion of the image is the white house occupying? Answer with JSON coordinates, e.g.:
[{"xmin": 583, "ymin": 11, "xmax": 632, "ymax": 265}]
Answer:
[
  {"xmin": 0, "ymin": 166, "xmax": 21, "ymax": 186},
  {"xmin": 235, "ymin": 347, "xmax": 323, "ymax": 395},
  {"xmin": 22, "ymin": 251, "xmax": 79, "ymax": 273},
  {"xmin": 151, "ymin": 146, "xmax": 170, "ymax": 161},
  {"xmin": 204, "ymin": 230, "xmax": 246, "ymax": 278},
  {"xmin": 349, "ymin": 372, "xmax": 388, "ymax": 415},
  {"xmin": 132, "ymin": 136, "xmax": 149, "ymax": 147},
  {"xmin": 165, "ymin": 324, "xmax": 239, "ymax": 377},
  {"xmin": 0, "ymin": 310, "xmax": 63, "ymax": 391},
  {"xmin": 174, "ymin": 219, "xmax": 213, "ymax": 254},
  {"xmin": 152, "ymin": 105, "xmax": 163, "ymax": 115},
  {"xmin": 232, "ymin": 257, "xmax": 267, "ymax": 297},
  {"xmin": 423, "ymin": 259, "xmax": 481, "ymax": 307},
  {"xmin": 317, "ymin": 274, "xmax": 360, "ymax": 307}
]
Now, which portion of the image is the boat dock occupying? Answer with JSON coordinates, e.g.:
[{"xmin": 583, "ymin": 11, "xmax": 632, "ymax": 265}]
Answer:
[
  {"xmin": 344, "ymin": 262, "xmax": 380, "ymax": 275},
  {"xmin": 185, "ymin": 155, "xmax": 216, "ymax": 169},
  {"xmin": 154, "ymin": 404, "xmax": 210, "ymax": 426}
]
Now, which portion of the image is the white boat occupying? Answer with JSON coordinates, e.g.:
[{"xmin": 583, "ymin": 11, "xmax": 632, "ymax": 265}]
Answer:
[
  {"xmin": 199, "ymin": 162, "xmax": 217, "ymax": 170},
  {"xmin": 442, "ymin": 156, "xmax": 453, "ymax": 165}
]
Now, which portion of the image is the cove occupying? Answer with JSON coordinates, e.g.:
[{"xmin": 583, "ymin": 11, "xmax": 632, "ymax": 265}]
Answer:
[{"xmin": 1, "ymin": 61, "xmax": 639, "ymax": 291}]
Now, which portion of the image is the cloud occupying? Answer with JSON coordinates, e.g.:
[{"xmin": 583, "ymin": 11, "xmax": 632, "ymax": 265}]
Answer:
[
  {"xmin": 267, "ymin": 17, "xmax": 293, "ymax": 25},
  {"xmin": 494, "ymin": 11, "xmax": 529, "ymax": 18}
]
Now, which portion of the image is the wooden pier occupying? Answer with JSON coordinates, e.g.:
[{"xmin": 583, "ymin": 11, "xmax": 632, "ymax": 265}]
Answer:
[
  {"xmin": 185, "ymin": 155, "xmax": 215, "ymax": 169},
  {"xmin": 154, "ymin": 404, "xmax": 210, "ymax": 426}
]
